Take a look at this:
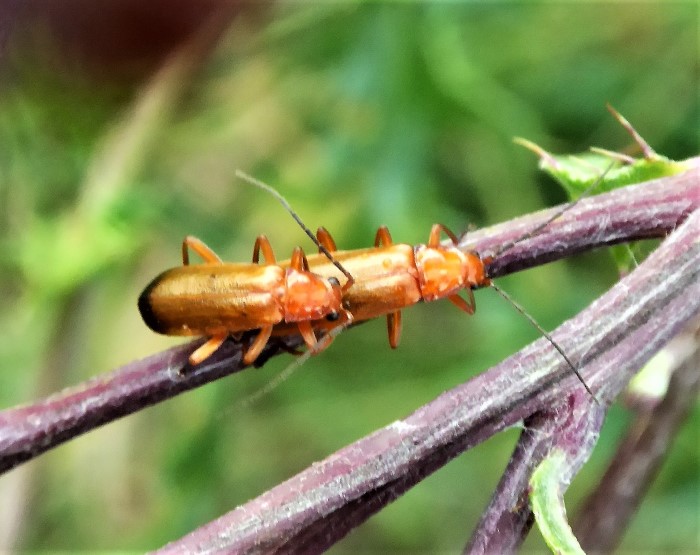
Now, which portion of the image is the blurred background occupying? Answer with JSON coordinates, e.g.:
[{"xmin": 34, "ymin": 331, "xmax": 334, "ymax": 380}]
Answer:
[{"xmin": 0, "ymin": 1, "xmax": 697, "ymax": 552}]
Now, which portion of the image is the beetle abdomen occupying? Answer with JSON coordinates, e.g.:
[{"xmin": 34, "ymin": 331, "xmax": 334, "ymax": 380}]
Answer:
[{"xmin": 138, "ymin": 264, "xmax": 286, "ymax": 336}]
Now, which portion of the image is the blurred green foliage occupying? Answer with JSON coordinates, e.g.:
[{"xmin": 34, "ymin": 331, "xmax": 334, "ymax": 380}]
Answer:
[{"xmin": 0, "ymin": 2, "xmax": 697, "ymax": 552}]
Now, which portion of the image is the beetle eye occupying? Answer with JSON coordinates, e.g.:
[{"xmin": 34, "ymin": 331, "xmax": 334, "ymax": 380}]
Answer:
[
  {"xmin": 326, "ymin": 311, "xmax": 340, "ymax": 322},
  {"xmin": 327, "ymin": 277, "xmax": 341, "ymax": 288}
]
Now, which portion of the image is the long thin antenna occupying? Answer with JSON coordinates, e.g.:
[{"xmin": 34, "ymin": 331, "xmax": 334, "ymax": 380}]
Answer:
[
  {"xmin": 238, "ymin": 323, "xmax": 351, "ymax": 409},
  {"xmin": 484, "ymin": 160, "xmax": 613, "ymax": 400},
  {"xmin": 235, "ymin": 170, "xmax": 354, "ymax": 287},
  {"xmin": 491, "ymin": 159, "xmax": 617, "ymax": 259},
  {"xmin": 490, "ymin": 282, "xmax": 598, "ymax": 402}
]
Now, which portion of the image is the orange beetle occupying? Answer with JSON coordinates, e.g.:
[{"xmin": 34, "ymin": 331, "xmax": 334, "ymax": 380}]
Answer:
[
  {"xmin": 286, "ymin": 224, "xmax": 592, "ymax": 397},
  {"xmin": 138, "ymin": 235, "xmax": 352, "ymax": 365},
  {"xmin": 141, "ymin": 168, "xmax": 593, "ymax": 397},
  {"xmin": 279, "ymin": 223, "xmax": 490, "ymax": 348}
]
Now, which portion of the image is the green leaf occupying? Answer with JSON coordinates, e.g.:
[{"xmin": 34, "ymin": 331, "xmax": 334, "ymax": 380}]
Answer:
[
  {"xmin": 516, "ymin": 108, "xmax": 690, "ymax": 278},
  {"xmin": 515, "ymin": 137, "xmax": 688, "ymax": 200},
  {"xmin": 530, "ymin": 450, "xmax": 585, "ymax": 555}
]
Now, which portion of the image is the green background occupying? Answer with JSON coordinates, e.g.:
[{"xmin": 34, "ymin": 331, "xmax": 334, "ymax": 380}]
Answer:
[{"xmin": 0, "ymin": 2, "xmax": 697, "ymax": 552}]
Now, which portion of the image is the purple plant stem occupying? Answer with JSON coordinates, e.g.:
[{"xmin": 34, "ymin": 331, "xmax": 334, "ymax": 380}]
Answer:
[
  {"xmin": 0, "ymin": 339, "xmax": 211, "ymax": 471},
  {"xmin": 574, "ymin": 328, "xmax": 700, "ymax": 553},
  {"xmin": 462, "ymin": 161, "xmax": 699, "ymax": 279},
  {"xmin": 0, "ymin": 167, "xmax": 696, "ymax": 486},
  {"xmin": 464, "ymin": 164, "xmax": 700, "ymax": 553},
  {"xmin": 463, "ymin": 391, "xmax": 605, "ymax": 555},
  {"xmin": 152, "ymin": 200, "xmax": 699, "ymax": 553}
]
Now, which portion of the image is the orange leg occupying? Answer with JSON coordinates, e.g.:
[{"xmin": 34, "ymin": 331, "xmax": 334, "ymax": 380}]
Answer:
[
  {"xmin": 242, "ymin": 325, "xmax": 274, "ymax": 365},
  {"xmin": 387, "ymin": 311, "xmax": 402, "ymax": 348},
  {"xmin": 182, "ymin": 238, "xmax": 225, "ymax": 365},
  {"xmin": 182, "ymin": 236, "xmax": 223, "ymax": 265},
  {"xmin": 317, "ymin": 226, "xmax": 355, "ymax": 291},
  {"xmin": 374, "ymin": 225, "xmax": 393, "ymax": 247},
  {"xmin": 252, "ymin": 235, "xmax": 277, "ymax": 264},
  {"xmin": 189, "ymin": 334, "xmax": 228, "ymax": 365},
  {"xmin": 297, "ymin": 320, "xmax": 317, "ymax": 349},
  {"xmin": 427, "ymin": 223, "xmax": 460, "ymax": 248},
  {"xmin": 306, "ymin": 309, "xmax": 353, "ymax": 354},
  {"xmin": 289, "ymin": 246, "xmax": 310, "ymax": 271},
  {"xmin": 316, "ymin": 226, "xmax": 338, "ymax": 251},
  {"xmin": 429, "ymin": 224, "xmax": 476, "ymax": 314},
  {"xmin": 374, "ymin": 226, "xmax": 402, "ymax": 347},
  {"xmin": 448, "ymin": 288, "xmax": 476, "ymax": 315}
]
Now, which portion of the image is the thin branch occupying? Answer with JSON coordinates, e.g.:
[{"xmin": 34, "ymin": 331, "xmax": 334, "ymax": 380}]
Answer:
[
  {"xmin": 0, "ymin": 166, "xmax": 697, "ymax": 476},
  {"xmin": 574, "ymin": 324, "xmax": 700, "ymax": 553},
  {"xmin": 463, "ymin": 391, "xmax": 605, "ymax": 555},
  {"xmin": 151, "ymin": 205, "xmax": 699, "ymax": 554},
  {"xmin": 460, "ymin": 160, "xmax": 698, "ymax": 279}
]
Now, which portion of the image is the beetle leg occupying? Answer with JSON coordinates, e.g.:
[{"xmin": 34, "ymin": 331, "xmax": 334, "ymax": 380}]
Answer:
[
  {"xmin": 189, "ymin": 333, "xmax": 227, "ymax": 365},
  {"xmin": 252, "ymin": 235, "xmax": 277, "ymax": 265},
  {"xmin": 182, "ymin": 236, "xmax": 223, "ymax": 265},
  {"xmin": 318, "ymin": 227, "xmax": 356, "ymax": 291},
  {"xmin": 447, "ymin": 289, "xmax": 476, "ymax": 314},
  {"xmin": 316, "ymin": 226, "xmax": 338, "ymax": 251},
  {"xmin": 297, "ymin": 321, "xmax": 318, "ymax": 350},
  {"xmin": 289, "ymin": 246, "xmax": 310, "ymax": 271},
  {"xmin": 387, "ymin": 311, "xmax": 402, "ymax": 348},
  {"xmin": 308, "ymin": 309, "xmax": 353, "ymax": 354},
  {"xmin": 243, "ymin": 326, "xmax": 274, "ymax": 365},
  {"xmin": 374, "ymin": 225, "xmax": 393, "ymax": 247},
  {"xmin": 427, "ymin": 224, "xmax": 460, "ymax": 248}
]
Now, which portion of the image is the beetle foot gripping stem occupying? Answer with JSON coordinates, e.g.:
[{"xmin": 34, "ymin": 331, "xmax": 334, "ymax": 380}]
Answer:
[{"xmin": 189, "ymin": 334, "xmax": 228, "ymax": 366}]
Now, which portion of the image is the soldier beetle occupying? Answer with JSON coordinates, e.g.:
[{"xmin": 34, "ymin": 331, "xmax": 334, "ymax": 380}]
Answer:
[
  {"xmin": 284, "ymin": 224, "xmax": 489, "ymax": 346},
  {"xmin": 277, "ymin": 222, "xmax": 594, "ymax": 398},
  {"xmin": 138, "ymin": 235, "xmax": 353, "ymax": 366},
  {"xmin": 140, "ymin": 169, "xmax": 604, "ymax": 397}
]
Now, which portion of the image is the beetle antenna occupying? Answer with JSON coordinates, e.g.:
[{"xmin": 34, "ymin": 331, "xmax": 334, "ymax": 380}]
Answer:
[
  {"xmin": 490, "ymin": 282, "xmax": 597, "ymax": 402},
  {"xmin": 481, "ymin": 160, "xmax": 614, "ymax": 400},
  {"xmin": 235, "ymin": 170, "xmax": 354, "ymax": 287},
  {"xmin": 500, "ymin": 104, "xmax": 653, "ymax": 259},
  {"xmin": 237, "ymin": 323, "xmax": 351, "ymax": 408},
  {"xmin": 491, "ymin": 159, "xmax": 616, "ymax": 259}
]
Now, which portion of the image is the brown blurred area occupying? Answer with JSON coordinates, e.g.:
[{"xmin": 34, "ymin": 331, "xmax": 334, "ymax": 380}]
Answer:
[{"xmin": 0, "ymin": 0, "xmax": 264, "ymax": 82}]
